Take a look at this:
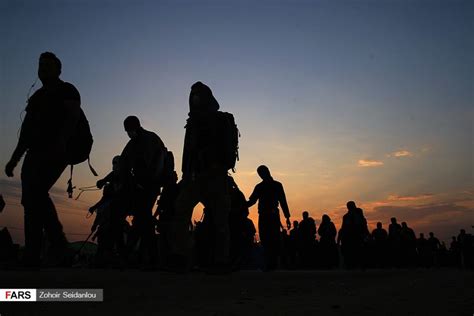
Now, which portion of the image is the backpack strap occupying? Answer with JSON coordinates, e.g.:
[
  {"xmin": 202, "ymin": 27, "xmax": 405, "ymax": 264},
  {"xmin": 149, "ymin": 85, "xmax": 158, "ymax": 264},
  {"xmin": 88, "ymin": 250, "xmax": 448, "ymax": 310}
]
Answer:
[
  {"xmin": 88, "ymin": 157, "xmax": 98, "ymax": 176},
  {"xmin": 67, "ymin": 158, "xmax": 98, "ymax": 199}
]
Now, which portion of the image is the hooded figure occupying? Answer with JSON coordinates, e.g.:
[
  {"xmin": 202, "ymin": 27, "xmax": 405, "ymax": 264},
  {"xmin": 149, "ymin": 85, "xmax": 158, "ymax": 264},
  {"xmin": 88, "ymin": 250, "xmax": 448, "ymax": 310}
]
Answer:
[
  {"xmin": 182, "ymin": 82, "xmax": 225, "ymax": 176},
  {"xmin": 188, "ymin": 81, "xmax": 220, "ymax": 114},
  {"xmin": 169, "ymin": 82, "xmax": 233, "ymax": 273}
]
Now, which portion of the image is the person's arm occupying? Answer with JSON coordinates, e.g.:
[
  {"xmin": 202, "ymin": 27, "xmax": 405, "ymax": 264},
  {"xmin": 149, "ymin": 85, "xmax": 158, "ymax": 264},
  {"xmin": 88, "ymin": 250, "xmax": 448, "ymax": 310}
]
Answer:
[
  {"xmin": 247, "ymin": 185, "xmax": 259, "ymax": 207},
  {"xmin": 5, "ymin": 110, "xmax": 34, "ymax": 177},
  {"xmin": 89, "ymin": 200, "xmax": 102, "ymax": 214},
  {"xmin": 278, "ymin": 183, "xmax": 291, "ymax": 229},
  {"xmin": 337, "ymin": 221, "xmax": 344, "ymax": 245},
  {"xmin": 119, "ymin": 141, "xmax": 133, "ymax": 185},
  {"xmin": 96, "ymin": 171, "xmax": 114, "ymax": 189}
]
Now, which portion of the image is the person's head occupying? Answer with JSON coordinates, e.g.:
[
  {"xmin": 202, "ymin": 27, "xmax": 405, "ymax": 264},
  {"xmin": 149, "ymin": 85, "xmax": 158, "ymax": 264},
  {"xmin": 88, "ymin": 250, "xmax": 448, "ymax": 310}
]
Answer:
[
  {"xmin": 420, "ymin": 233, "xmax": 424, "ymax": 238},
  {"xmin": 189, "ymin": 81, "xmax": 219, "ymax": 113},
  {"xmin": 322, "ymin": 214, "xmax": 330, "ymax": 223},
  {"xmin": 452, "ymin": 236, "xmax": 456, "ymax": 241},
  {"xmin": 391, "ymin": 217, "xmax": 397, "ymax": 224},
  {"xmin": 429, "ymin": 232, "xmax": 434, "ymax": 237},
  {"xmin": 112, "ymin": 155, "xmax": 121, "ymax": 172},
  {"xmin": 38, "ymin": 52, "xmax": 61, "ymax": 83},
  {"xmin": 293, "ymin": 220, "xmax": 299, "ymax": 228},
  {"xmin": 401, "ymin": 222, "xmax": 407, "ymax": 228},
  {"xmin": 302, "ymin": 211, "xmax": 309, "ymax": 219},
  {"xmin": 460, "ymin": 229, "xmax": 466, "ymax": 235},
  {"xmin": 346, "ymin": 201, "xmax": 356, "ymax": 211},
  {"xmin": 257, "ymin": 165, "xmax": 272, "ymax": 181},
  {"xmin": 377, "ymin": 222, "xmax": 382, "ymax": 229},
  {"xmin": 123, "ymin": 116, "xmax": 141, "ymax": 139}
]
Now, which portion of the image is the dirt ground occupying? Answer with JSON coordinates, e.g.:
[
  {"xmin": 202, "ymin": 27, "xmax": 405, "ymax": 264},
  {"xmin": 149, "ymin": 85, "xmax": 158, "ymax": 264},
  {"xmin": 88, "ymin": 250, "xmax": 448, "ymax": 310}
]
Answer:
[{"xmin": 0, "ymin": 268, "xmax": 472, "ymax": 316}]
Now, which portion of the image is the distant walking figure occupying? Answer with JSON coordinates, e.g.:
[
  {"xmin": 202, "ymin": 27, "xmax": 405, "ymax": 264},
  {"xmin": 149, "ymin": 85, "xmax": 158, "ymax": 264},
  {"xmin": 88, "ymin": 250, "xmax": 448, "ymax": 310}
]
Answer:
[
  {"xmin": 5, "ymin": 52, "xmax": 81, "ymax": 267},
  {"xmin": 388, "ymin": 217, "xmax": 402, "ymax": 267},
  {"xmin": 170, "ymin": 82, "xmax": 239, "ymax": 272},
  {"xmin": 318, "ymin": 214, "xmax": 338, "ymax": 269},
  {"xmin": 371, "ymin": 222, "xmax": 388, "ymax": 268},
  {"xmin": 89, "ymin": 155, "xmax": 127, "ymax": 267},
  {"xmin": 247, "ymin": 165, "xmax": 291, "ymax": 271},
  {"xmin": 298, "ymin": 211, "xmax": 317, "ymax": 268},
  {"xmin": 337, "ymin": 201, "xmax": 369, "ymax": 269}
]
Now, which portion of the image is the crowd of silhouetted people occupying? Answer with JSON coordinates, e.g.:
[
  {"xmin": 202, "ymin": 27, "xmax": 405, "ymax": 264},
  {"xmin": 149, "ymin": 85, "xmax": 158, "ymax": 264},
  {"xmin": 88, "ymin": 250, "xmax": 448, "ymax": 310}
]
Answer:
[{"xmin": 1, "ymin": 52, "xmax": 473, "ymax": 273}]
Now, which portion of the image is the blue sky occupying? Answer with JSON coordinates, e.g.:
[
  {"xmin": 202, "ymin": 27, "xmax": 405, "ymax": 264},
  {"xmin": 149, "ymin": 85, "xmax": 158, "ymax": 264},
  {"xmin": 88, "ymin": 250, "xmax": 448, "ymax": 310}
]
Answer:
[{"xmin": 1, "ymin": 0, "xmax": 472, "ymax": 244}]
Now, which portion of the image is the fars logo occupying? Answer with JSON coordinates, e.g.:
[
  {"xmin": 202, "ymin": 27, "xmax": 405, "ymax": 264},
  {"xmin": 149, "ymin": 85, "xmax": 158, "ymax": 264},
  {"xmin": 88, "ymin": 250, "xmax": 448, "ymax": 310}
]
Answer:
[{"xmin": 0, "ymin": 289, "xmax": 36, "ymax": 302}]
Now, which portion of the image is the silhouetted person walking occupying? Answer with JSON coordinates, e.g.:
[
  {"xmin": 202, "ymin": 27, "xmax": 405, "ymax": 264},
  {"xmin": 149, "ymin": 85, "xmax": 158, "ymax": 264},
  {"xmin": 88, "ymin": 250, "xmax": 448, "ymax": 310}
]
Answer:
[
  {"xmin": 318, "ymin": 214, "xmax": 338, "ymax": 269},
  {"xmin": 170, "ymin": 82, "xmax": 238, "ymax": 273},
  {"xmin": 371, "ymin": 222, "xmax": 388, "ymax": 268},
  {"xmin": 337, "ymin": 201, "xmax": 368, "ymax": 269},
  {"xmin": 5, "ymin": 52, "xmax": 81, "ymax": 268},
  {"xmin": 289, "ymin": 220, "xmax": 300, "ymax": 268},
  {"xmin": 457, "ymin": 229, "xmax": 474, "ymax": 269},
  {"xmin": 247, "ymin": 165, "xmax": 291, "ymax": 271},
  {"xmin": 89, "ymin": 155, "xmax": 127, "ymax": 267},
  {"xmin": 400, "ymin": 222, "xmax": 417, "ymax": 267},
  {"xmin": 388, "ymin": 217, "xmax": 402, "ymax": 267},
  {"xmin": 427, "ymin": 232, "xmax": 440, "ymax": 267},
  {"xmin": 417, "ymin": 233, "xmax": 430, "ymax": 267},
  {"xmin": 119, "ymin": 116, "xmax": 167, "ymax": 269},
  {"xmin": 298, "ymin": 211, "xmax": 317, "ymax": 268}
]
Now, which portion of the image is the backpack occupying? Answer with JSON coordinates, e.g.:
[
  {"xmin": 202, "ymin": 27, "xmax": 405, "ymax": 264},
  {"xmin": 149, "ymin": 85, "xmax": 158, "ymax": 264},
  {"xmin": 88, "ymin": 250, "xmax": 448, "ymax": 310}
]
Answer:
[
  {"xmin": 66, "ymin": 109, "xmax": 93, "ymax": 165},
  {"xmin": 216, "ymin": 111, "xmax": 240, "ymax": 172},
  {"xmin": 184, "ymin": 111, "xmax": 240, "ymax": 174},
  {"xmin": 66, "ymin": 108, "xmax": 97, "ymax": 198}
]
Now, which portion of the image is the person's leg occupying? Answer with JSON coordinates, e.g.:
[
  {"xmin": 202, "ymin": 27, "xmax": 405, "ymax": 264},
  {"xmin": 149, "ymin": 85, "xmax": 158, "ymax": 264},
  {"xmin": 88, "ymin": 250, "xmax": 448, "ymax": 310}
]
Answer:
[
  {"xmin": 136, "ymin": 188, "xmax": 160, "ymax": 267},
  {"xmin": 170, "ymin": 178, "xmax": 200, "ymax": 259},
  {"xmin": 21, "ymin": 154, "xmax": 67, "ymax": 265},
  {"xmin": 258, "ymin": 213, "xmax": 274, "ymax": 270},
  {"xmin": 268, "ymin": 213, "xmax": 281, "ymax": 270},
  {"xmin": 205, "ymin": 175, "xmax": 231, "ymax": 265}
]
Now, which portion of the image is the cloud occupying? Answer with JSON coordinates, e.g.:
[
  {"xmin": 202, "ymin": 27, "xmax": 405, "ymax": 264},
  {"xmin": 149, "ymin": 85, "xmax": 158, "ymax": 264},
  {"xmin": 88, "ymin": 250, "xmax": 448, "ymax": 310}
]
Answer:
[
  {"xmin": 365, "ymin": 202, "xmax": 474, "ymax": 241},
  {"xmin": 389, "ymin": 150, "xmax": 413, "ymax": 158},
  {"xmin": 421, "ymin": 145, "xmax": 432, "ymax": 153},
  {"xmin": 387, "ymin": 194, "xmax": 434, "ymax": 201},
  {"xmin": 357, "ymin": 159, "xmax": 384, "ymax": 167}
]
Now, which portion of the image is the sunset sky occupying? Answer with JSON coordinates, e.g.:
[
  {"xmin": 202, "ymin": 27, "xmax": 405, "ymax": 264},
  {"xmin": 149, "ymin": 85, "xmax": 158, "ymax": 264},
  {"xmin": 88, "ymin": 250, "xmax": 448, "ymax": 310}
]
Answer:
[{"xmin": 1, "ymin": 0, "xmax": 472, "ymax": 245}]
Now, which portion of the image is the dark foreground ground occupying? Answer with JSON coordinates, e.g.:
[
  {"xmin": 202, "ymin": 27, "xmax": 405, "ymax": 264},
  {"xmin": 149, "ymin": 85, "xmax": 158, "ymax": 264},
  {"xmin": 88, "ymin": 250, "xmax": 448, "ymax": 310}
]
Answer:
[{"xmin": 0, "ymin": 268, "xmax": 472, "ymax": 316}]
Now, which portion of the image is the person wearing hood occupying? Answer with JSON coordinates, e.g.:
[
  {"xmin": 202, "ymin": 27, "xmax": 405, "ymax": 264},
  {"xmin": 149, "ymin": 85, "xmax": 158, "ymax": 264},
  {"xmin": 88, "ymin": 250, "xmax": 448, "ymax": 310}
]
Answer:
[{"xmin": 169, "ymin": 82, "xmax": 234, "ymax": 273}]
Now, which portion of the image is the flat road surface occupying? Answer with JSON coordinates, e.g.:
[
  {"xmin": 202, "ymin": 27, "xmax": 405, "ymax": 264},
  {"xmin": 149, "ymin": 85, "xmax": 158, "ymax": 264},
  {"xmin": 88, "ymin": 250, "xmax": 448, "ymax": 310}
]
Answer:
[{"xmin": 0, "ymin": 269, "xmax": 472, "ymax": 316}]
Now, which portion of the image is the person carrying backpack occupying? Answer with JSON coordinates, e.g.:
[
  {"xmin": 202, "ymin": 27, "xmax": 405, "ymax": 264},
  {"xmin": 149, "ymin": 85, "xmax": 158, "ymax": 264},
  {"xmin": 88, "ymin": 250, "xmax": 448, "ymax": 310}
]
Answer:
[
  {"xmin": 4, "ymin": 52, "xmax": 83, "ymax": 268},
  {"xmin": 169, "ymin": 81, "xmax": 239, "ymax": 273},
  {"xmin": 118, "ymin": 115, "xmax": 167, "ymax": 269}
]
